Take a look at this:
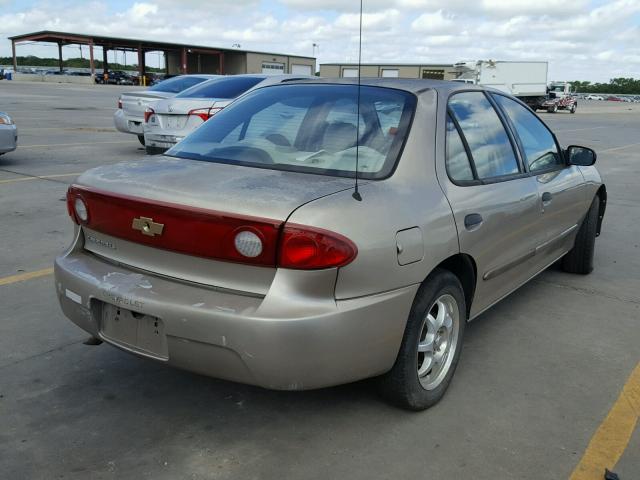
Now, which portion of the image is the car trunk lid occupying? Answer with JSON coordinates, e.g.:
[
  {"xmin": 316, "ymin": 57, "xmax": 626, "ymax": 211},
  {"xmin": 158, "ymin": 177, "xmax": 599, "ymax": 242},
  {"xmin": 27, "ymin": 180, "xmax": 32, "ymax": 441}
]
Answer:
[
  {"xmin": 121, "ymin": 91, "xmax": 173, "ymax": 120},
  {"xmin": 72, "ymin": 157, "xmax": 354, "ymax": 294}
]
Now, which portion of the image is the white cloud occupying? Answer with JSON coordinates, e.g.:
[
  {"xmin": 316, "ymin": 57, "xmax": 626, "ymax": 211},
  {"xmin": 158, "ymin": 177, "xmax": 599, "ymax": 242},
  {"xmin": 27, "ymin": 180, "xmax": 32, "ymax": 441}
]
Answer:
[
  {"xmin": 335, "ymin": 9, "xmax": 401, "ymax": 30},
  {"xmin": 0, "ymin": 0, "xmax": 639, "ymax": 82},
  {"xmin": 411, "ymin": 10, "xmax": 455, "ymax": 34}
]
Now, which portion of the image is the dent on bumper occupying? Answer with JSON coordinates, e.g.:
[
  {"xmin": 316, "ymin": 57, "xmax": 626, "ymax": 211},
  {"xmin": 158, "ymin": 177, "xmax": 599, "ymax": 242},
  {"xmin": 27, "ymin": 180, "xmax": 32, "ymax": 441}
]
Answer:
[{"xmin": 54, "ymin": 250, "xmax": 417, "ymax": 390}]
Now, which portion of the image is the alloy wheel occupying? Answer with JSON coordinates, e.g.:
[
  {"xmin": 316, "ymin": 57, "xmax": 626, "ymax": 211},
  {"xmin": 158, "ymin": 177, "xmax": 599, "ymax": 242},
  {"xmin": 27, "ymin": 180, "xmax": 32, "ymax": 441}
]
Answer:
[{"xmin": 416, "ymin": 294, "xmax": 460, "ymax": 390}]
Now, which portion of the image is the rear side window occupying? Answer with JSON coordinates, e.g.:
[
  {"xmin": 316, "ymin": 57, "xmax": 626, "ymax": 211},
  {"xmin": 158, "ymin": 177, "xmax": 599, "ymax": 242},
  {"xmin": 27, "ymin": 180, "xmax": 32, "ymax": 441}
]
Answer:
[
  {"xmin": 176, "ymin": 76, "xmax": 266, "ymax": 99},
  {"xmin": 149, "ymin": 76, "xmax": 208, "ymax": 93},
  {"xmin": 448, "ymin": 92, "xmax": 520, "ymax": 179},
  {"xmin": 445, "ymin": 115, "xmax": 474, "ymax": 181},
  {"xmin": 492, "ymin": 94, "xmax": 563, "ymax": 173}
]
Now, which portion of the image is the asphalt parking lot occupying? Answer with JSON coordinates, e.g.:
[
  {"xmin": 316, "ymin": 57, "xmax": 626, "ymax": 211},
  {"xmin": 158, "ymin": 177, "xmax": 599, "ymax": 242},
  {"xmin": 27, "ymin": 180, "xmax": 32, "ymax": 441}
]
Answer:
[{"xmin": 1, "ymin": 81, "xmax": 639, "ymax": 480}]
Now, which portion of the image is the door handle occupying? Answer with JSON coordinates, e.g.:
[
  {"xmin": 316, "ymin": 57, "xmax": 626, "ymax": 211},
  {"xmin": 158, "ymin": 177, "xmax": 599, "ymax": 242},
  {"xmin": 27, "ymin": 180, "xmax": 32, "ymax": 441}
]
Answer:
[
  {"xmin": 464, "ymin": 213, "xmax": 483, "ymax": 230},
  {"xmin": 542, "ymin": 192, "xmax": 553, "ymax": 204}
]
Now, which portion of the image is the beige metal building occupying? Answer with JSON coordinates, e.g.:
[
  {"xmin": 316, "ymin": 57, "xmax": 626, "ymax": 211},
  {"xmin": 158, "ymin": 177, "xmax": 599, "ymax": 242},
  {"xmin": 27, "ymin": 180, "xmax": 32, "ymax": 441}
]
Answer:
[{"xmin": 319, "ymin": 63, "xmax": 461, "ymax": 80}]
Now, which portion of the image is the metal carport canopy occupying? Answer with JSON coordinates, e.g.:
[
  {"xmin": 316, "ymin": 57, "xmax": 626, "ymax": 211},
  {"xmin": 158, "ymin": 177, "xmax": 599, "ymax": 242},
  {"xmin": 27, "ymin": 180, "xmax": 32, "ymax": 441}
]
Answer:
[{"xmin": 7, "ymin": 30, "xmax": 291, "ymax": 77}]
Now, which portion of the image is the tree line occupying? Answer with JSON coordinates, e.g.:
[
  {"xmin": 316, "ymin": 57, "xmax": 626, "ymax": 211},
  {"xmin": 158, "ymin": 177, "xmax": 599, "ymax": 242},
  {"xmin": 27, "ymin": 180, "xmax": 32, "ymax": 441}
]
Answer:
[
  {"xmin": 570, "ymin": 77, "xmax": 640, "ymax": 95},
  {"xmin": 0, "ymin": 55, "xmax": 164, "ymax": 73}
]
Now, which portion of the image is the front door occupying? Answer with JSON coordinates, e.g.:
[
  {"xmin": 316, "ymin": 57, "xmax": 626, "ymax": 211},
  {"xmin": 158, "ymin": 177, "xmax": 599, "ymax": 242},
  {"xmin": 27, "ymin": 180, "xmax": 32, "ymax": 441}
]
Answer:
[
  {"xmin": 491, "ymin": 93, "xmax": 589, "ymax": 259},
  {"xmin": 438, "ymin": 91, "xmax": 547, "ymax": 317}
]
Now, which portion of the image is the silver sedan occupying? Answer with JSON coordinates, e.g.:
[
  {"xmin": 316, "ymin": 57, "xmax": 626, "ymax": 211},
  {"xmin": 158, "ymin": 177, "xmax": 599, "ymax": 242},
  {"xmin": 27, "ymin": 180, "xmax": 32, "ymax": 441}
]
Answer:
[
  {"xmin": 114, "ymin": 74, "xmax": 218, "ymax": 146},
  {"xmin": 0, "ymin": 112, "xmax": 17, "ymax": 155},
  {"xmin": 143, "ymin": 74, "xmax": 313, "ymax": 154},
  {"xmin": 55, "ymin": 79, "xmax": 605, "ymax": 410}
]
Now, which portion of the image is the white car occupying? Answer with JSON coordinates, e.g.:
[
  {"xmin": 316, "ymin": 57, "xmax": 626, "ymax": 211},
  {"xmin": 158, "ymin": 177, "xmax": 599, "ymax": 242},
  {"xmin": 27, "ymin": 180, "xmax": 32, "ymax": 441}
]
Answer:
[
  {"xmin": 586, "ymin": 95, "xmax": 604, "ymax": 100},
  {"xmin": 0, "ymin": 112, "xmax": 17, "ymax": 155},
  {"xmin": 114, "ymin": 75, "xmax": 218, "ymax": 145},
  {"xmin": 143, "ymin": 74, "xmax": 313, "ymax": 154}
]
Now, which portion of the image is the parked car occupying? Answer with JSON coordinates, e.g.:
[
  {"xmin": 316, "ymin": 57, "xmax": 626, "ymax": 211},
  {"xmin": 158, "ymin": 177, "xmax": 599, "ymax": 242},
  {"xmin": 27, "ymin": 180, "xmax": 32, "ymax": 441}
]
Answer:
[
  {"xmin": 56, "ymin": 80, "xmax": 606, "ymax": 410},
  {"xmin": 586, "ymin": 94, "xmax": 604, "ymax": 100},
  {"xmin": 0, "ymin": 112, "xmax": 17, "ymax": 155},
  {"xmin": 143, "ymin": 74, "xmax": 313, "ymax": 154},
  {"xmin": 114, "ymin": 74, "xmax": 218, "ymax": 145},
  {"xmin": 95, "ymin": 70, "xmax": 133, "ymax": 85}
]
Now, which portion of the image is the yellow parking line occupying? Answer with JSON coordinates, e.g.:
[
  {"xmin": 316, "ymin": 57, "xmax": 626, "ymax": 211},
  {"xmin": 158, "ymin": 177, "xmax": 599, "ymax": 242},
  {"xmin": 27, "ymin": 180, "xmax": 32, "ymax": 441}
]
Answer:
[
  {"xmin": 0, "ymin": 268, "xmax": 54, "ymax": 286},
  {"xmin": 0, "ymin": 172, "xmax": 82, "ymax": 184},
  {"xmin": 570, "ymin": 362, "xmax": 640, "ymax": 479},
  {"xmin": 599, "ymin": 142, "xmax": 640, "ymax": 154},
  {"xmin": 19, "ymin": 140, "xmax": 136, "ymax": 148}
]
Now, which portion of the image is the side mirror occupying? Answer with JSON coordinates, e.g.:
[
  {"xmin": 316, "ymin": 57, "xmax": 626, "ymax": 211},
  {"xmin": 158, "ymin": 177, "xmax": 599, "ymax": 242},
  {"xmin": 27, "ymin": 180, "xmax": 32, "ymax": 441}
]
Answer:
[{"xmin": 566, "ymin": 145, "xmax": 597, "ymax": 166}]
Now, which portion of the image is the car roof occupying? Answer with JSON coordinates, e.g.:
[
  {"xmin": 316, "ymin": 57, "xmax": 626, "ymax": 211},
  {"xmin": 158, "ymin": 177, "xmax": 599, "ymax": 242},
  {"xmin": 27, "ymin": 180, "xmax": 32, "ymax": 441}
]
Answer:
[{"xmin": 275, "ymin": 77, "xmax": 486, "ymax": 95}]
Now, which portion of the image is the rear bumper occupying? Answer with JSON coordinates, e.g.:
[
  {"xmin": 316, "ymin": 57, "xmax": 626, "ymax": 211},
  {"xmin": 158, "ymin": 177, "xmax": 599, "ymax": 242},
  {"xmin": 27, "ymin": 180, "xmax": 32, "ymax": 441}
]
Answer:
[
  {"xmin": 0, "ymin": 124, "xmax": 17, "ymax": 153},
  {"xmin": 54, "ymin": 241, "xmax": 416, "ymax": 390},
  {"xmin": 144, "ymin": 132, "xmax": 183, "ymax": 150},
  {"xmin": 113, "ymin": 109, "xmax": 143, "ymax": 135}
]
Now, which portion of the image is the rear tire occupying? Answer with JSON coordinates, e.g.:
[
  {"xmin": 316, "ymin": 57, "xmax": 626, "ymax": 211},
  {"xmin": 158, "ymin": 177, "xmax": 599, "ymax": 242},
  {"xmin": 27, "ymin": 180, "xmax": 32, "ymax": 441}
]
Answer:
[
  {"xmin": 562, "ymin": 195, "xmax": 599, "ymax": 274},
  {"xmin": 137, "ymin": 135, "xmax": 145, "ymax": 146},
  {"xmin": 378, "ymin": 269, "xmax": 466, "ymax": 410},
  {"xmin": 570, "ymin": 103, "xmax": 577, "ymax": 114},
  {"xmin": 548, "ymin": 104, "xmax": 558, "ymax": 113}
]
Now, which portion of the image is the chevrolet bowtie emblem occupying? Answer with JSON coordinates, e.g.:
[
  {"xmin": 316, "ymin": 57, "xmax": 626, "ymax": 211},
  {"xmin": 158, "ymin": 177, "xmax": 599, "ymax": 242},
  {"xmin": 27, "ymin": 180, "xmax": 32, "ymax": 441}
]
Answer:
[{"xmin": 132, "ymin": 216, "xmax": 164, "ymax": 237}]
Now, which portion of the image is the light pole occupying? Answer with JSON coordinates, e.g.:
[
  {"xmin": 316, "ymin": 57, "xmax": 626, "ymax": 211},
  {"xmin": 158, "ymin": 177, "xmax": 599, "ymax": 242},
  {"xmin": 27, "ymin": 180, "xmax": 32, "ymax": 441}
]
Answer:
[{"xmin": 312, "ymin": 43, "xmax": 319, "ymax": 57}]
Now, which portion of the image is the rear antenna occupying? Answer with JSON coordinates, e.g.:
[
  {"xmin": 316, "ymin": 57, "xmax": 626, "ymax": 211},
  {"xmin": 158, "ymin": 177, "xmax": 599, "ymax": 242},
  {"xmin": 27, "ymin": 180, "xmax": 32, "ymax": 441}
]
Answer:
[{"xmin": 352, "ymin": 0, "xmax": 363, "ymax": 202}]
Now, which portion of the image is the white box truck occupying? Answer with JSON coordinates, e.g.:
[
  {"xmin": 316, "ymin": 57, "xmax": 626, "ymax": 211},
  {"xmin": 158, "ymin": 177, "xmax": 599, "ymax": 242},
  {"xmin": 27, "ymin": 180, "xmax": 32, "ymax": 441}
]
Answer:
[{"xmin": 454, "ymin": 60, "xmax": 549, "ymax": 109}]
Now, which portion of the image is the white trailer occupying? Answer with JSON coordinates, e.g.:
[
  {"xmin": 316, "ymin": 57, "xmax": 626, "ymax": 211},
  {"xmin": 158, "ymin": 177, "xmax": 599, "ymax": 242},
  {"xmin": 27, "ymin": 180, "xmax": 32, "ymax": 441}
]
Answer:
[{"xmin": 455, "ymin": 60, "xmax": 549, "ymax": 108}]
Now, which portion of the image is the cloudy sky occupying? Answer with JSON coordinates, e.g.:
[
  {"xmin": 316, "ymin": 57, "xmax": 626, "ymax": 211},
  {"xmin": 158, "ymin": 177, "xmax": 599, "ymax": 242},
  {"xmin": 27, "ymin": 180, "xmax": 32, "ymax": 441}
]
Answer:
[{"xmin": 1, "ymin": 0, "xmax": 639, "ymax": 81}]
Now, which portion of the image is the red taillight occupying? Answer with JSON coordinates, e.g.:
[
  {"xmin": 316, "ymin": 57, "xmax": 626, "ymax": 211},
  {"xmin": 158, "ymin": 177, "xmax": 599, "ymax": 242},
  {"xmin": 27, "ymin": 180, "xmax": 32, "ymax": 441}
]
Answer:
[
  {"xmin": 66, "ymin": 185, "xmax": 357, "ymax": 269},
  {"xmin": 188, "ymin": 107, "xmax": 223, "ymax": 122},
  {"xmin": 278, "ymin": 225, "xmax": 357, "ymax": 269},
  {"xmin": 117, "ymin": 98, "xmax": 123, "ymax": 109},
  {"xmin": 144, "ymin": 107, "xmax": 154, "ymax": 123}
]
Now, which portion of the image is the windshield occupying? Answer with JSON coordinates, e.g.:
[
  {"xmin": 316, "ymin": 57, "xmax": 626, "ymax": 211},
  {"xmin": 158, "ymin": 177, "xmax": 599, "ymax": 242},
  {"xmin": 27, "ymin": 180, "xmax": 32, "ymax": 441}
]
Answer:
[
  {"xmin": 148, "ymin": 76, "xmax": 210, "ymax": 93},
  {"xmin": 175, "ymin": 76, "xmax": 266, "ymax": 99},
  {"xmin": 167, "ymin": 84, "xmax": 416, "ymax": 179}
]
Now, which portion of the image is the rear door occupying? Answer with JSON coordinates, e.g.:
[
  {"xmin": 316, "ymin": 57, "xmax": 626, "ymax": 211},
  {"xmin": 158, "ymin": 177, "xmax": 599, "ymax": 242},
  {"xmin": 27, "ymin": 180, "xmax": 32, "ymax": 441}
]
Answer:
[
  {"xmin": 438, "ymin": 91, "xmax": 546, "ymax": 317},
  {"xmin": 491, "ymin": 93, "xmax": 588, "ymax": 257}
]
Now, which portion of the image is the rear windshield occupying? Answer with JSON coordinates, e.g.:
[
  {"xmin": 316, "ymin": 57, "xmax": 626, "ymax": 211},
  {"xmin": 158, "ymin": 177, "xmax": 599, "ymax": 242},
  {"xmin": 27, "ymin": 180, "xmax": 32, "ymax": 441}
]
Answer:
[
  {"xmin": 148, "ymin": 76, "xmax": 209, "ymax": 93},
  {"xmin": 175, "ymin": 76, "xmax": 266, "ymax": 99},
  {"xmin": 167, "ymin": 84, "xmax": 416, "ymax": 179}
]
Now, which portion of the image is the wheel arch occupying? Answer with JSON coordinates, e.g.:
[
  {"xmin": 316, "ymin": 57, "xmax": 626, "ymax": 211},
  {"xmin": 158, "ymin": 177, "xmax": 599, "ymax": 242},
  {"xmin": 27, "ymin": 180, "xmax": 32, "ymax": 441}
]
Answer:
[
  {"xmin": 596, "ymin": 184, "xmax": 607, "ymax": 236},
  {"xmin": 429, "ymin": 253, "xmax": 477, "ymax": 320}
]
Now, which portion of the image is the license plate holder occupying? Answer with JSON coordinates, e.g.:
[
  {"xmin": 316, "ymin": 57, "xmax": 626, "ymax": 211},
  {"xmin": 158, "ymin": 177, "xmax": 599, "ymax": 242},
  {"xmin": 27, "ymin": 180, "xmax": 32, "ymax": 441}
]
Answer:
[{"xmin": 100, "ymin": 303, "xmax": 168, "ymax": 360}]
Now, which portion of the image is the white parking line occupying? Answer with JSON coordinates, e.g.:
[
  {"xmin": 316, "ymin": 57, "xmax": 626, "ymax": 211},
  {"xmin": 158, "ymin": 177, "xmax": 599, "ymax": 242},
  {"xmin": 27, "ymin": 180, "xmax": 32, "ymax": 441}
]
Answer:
[
  {"xmin": 0, "ymin": 173, "xmax": 82, "ymax": 185},
  {"xmin": 18, "ymin": 140, "xmax": 136, "ymax": 148},
  {"xmin": 599, "ymin": 142, "xmax": 640, "ymax": 154},
  {"xmin": 555, "ymin": 126, "xmax": 607, "ymax": 133}
]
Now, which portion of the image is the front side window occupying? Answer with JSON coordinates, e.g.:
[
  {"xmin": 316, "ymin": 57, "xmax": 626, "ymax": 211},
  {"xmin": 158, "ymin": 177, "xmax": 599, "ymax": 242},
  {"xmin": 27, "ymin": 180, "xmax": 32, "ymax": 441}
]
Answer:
[
  {"xmin": 448, "ymin": 92, "xmax": 520, "ymax": 179},
  {"xmin": 168, "ymin": 84, "xmax": 416, "ymax": 179},
  {"xmin": 492, "ymin": 94, "xmax": 563, "ymax": 173}
]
